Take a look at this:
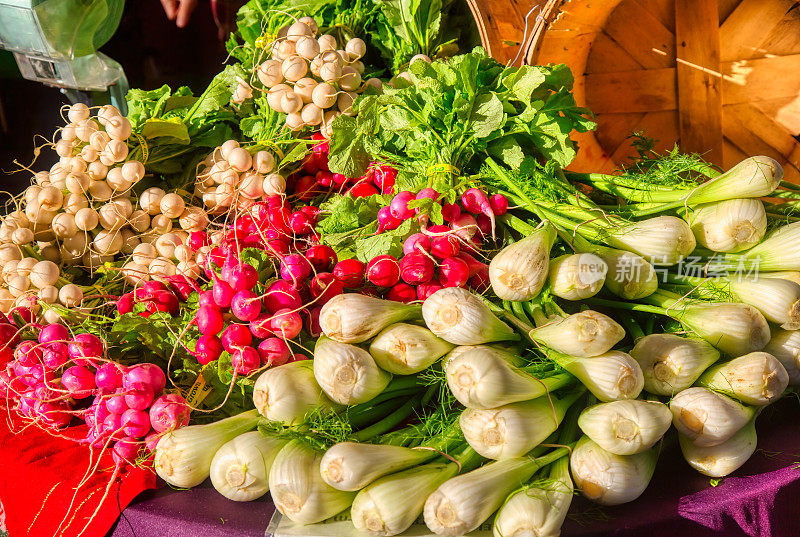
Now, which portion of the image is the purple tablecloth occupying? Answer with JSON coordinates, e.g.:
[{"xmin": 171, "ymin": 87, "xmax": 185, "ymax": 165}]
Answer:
[{"xmin": 109, "ymin": 399, "xmax": 800, "ymax": 537}]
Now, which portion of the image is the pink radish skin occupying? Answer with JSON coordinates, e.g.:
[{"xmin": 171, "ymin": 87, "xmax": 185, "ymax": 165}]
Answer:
[
  {"xmin": 35, "ymin": 401, "xmax": 71, "ymax": 428},
  {"xmin": 438, "ymin": 257, "xmax": 470, "ymax": 287},
  {"xmin": 121, "ymin": 408, "xmax": 151, "ymax": 438},
  {"xmin": 387, "ymin": 283, "xmax": 417, "ymax": 303},
  {"xmin": 264, "ymin": 281, "xmax": 303, "ymax": 314},
  {"xmin": 249, "ymin": 314, "xmax": 275, "ymax": 339},
  {"xmin": 231, "ymin": 290, "xmax": 262, "ymax": 322},
  {"xmin": 95, "ymin": 362, "xmax": 124, "ymax": 392},
  {"xmin": 390, "ymin": 191, "xmax": 416, "ymax": 219},
  {"xmin": 187, "ymin": 231, "xmax": 210, "ymax": 251},
  {"xmin": 451, "ymin": 214, "xmax": 478, "ymax": 241},
  {"xmin": 197, "ymin": 305, "xmax": 224, "ymax": 335},
  {"xmin": 462, "ymin": 188, "xmax": 496, "ymax": 239},
  {"xmin": 124, "ymin": 383, "xmax": 155, "ymax": 411},
  {"xmin": 103, "ymin": 413, "xmax": 125, "ymax": 440},
  {"xmin": 212, "ymin": 277, "xmax": 235, "ymax": 309},
  {"xmin": 257, "ymin": 338, "xmax": 291, "ymax": 367},
  {"xmin": 149, "ymin": 393, "xmax": 191, "ymax": 433},
  {"xmin": 306, "ymin": 245, "xmax": 337, "ymax": 272},
  {"xmin": 280, "ymin": 254, "xmax": 312, "ymax": 283},
  {"xmin": 306, "ymin": 307, "xmax": 322, "ymax": 337},
  {"xmin": 113, "ymin": 439, "xmax": 141, "ymax": 465},
  {"xmin": 195, "ymin": 334, "xmax": 223, "ymax": 364},
  {"xmin": 416, "ymin": 188, "xmax": 440, "ymax": 202},
  {"xmin": 400, "ymin": 254, "xmax": 435, "ymax": 285},
  {"xmin": 106, "ymin": 389, "xmax": 129, "ymax": 414},
  {"xmin": 68, "ymin": 333, "xmax": 104, "ymax": 365},
  {"xmin": 417, "ymin": 282, "xmax": 443, "ymax": 301},
  {"xmin": 14, "ymin": 341, "xmax": 41, "ymax": 366},
  {"xmin": 489, "ymin": 194, "xmax": 508, "ymax": 215},
  {"xmin": 62, "ymin": 365, "xmax": 96, "ymax": 399},
  {"xmin": 228, "ymin": 264, "xmax": 258, "ymax": 293},
  {"xmin": 403, "ymin": 233, "xmax": 432, "ymax": 255},
  {"xmin": 123, "ymin": 363, "xmax": 166, "ymax": 393},
  {"xmin": 198, "ymin": 290, "xmax": 216, "ymax": 308},
  {"xmin": 333, "ymin": 259, "xmax": 366, "ymax": 288},
  {"xmin": 377, "ymin": 206, "xmax": 401, "ymax": 233},
  {"xmin": 221, "ymin": 324, "xmax": 253, "ymax": 353},
  {"xmin": 269, "ymin": 309, "xmax": 302, "ymax": 339},
  {"xmin": 39, "ymin": 323, "xmax": 69, "ymax": 345},
  {"xmin": 429, "ymin": 231, "xmax": 460, "ymax": 259},
  {"xmin": 232, "ymin": 347, "xmax": 261, "ymax": 375},
  {"xmin": 144, "ymin": 432, "xmax": 161, "ymax": 452},
  {"xmin": 117, "ymin": 293, "xmax": 134, "ymax": 315},
  {"xmin": 310, "ymin": 273, "xmax": 343, "ymax": 306},
  {"xmin": 441, "ymin": 203, "xmax": 461, "ymax": 223}
]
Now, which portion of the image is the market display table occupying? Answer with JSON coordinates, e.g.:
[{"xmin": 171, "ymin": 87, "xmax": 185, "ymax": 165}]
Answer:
[{"xmin": 109, "ymin": 399, "xmax": 800, "ymax": 537}]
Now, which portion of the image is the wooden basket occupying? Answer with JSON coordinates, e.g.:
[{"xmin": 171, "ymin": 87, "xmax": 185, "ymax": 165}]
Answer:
[{"xmin": 467, "ymin": 0, "xmax": 800, "ymax": 181}]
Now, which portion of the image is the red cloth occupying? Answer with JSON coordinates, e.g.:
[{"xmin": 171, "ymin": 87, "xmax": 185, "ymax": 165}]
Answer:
[{"xmin": 0, "ymin": 412, "xmax": 157, "ymax": 537}]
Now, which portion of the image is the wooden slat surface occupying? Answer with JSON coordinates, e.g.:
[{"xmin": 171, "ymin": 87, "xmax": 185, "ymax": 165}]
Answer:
[
  {"xmin": 719, "ymin": 0, "xmax": 796, "ymax": 61},
  {"xmin": 607, "ymin": 111, "xmax": 679, "ymax": 164},
  {"xmin": 585, "ymin": 33, "xmax": 644, "ymax": 73},
  {"xmin": 603, "ymin": 0, "xmax": 676, "ymax": 69},
  {"xmin": 675, "ymin": 0, "xmax": 723, "ymax": 164},
  {"xmin": 595, "ymin": 112, "xmax": 647, "ymax": 158}
]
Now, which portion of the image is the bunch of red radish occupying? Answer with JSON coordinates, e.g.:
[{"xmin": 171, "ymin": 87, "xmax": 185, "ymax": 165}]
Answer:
[
  {"xmin": 289, "ymin": 133, "xmax": 396, "ymax": 199},
  {"xmin": 82, "ymin": 362, "xmax": 190, "ymax": 465},
  {"xmin": 116, "ymin": 275, "xmax": 200, "ymax": 317}
]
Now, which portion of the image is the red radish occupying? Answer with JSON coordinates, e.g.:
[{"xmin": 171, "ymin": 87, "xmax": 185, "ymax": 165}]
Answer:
[
  {"xmin": 124, "ymin": 383, "xmax": 155, "ymax": 411},
  {"xmin": 39, "ymin": 323, "xmax": 69, "ymax": 345},
  {"xmin": 0, "ymin": 323, "xmax": 20, "ymax": 351},
  {"xmin": 441, "ymin": 203, "xmax": 461, "ymax": 223},
  {"xmin": 475, "ymin": 214, "xmax": 492, "ymax": 237},
  {"xmin": 257, "ymin": 338, "xmax": 292, "ymax": 367},
  {"xmin": 213, "ymin": 278, "xmax": 235, "ymax": 308},
  {"xmin": 232, "ymin": 347, "xmax": 261, "ymax": 375},
  {"xmin": 149, "ymin": 393, "xmax": 190, "ymax": 433},
  {"xmin": 332, "ymin": 173, "xmax": 348, "ymax": 187},
  {"xmin": 106, "ymin": 390, "xmax": 129, "ymax": 414},
  {"xmin": 113, "ymin": 439, "xmax": 140, "ymax": 465},
  {"xmin": 187, "ymin": 231, "xmax": 210, "ymax": 251},
  {"xmin": 145, "ymin": 432, "xmax": 161, "ymax": 452},
  {"xmin": 306, "ymin": 245, "xmax": 337, "ymax": 272},
  {"xmin": 116, "ymin": 293, "xmax": 135, "ymax": 315},
  {"xmin": 123, "ymin": 363, "xmax": 166, "ymax": 394},
  {"xmin": 103, "ymin": 413, "xmax": 125, "ymax": 440},
  {"xmin": 293, "ymin": 175, "xmax": 319, "ymax": 200},
  {"xmin": 489, "ymin": 194, "xmax": 508, "ymax": 215},
  {"xmin": 462, "ymin": 188, "xmax": 496, "ymax": 239},
  {"xmin": 197, "ymin": 305, "xmax": 224, "ymax": 335},
  {"xmin": 10, "ymin": 307, "xmax": 35, "ymax": 326},
  {"xmin": 95, "ymin": 362, "xmax": 124, "ymax": 392},
  {"xmin": 289, "ymin": 353, "xmax": 309, "ymax": 362},
  {"xmin": 333, "ymin": 259, "xmax": 366, "ymax": 288},
  {"xmin": 165, "ymin": 275, "xmax": 201, "ymax": 301},
  {"xmin": 249, "ymin": 314, "xmax": 274, "ymax": 339},
  {"xmin": 455, "ymin": 252, "xmax": 488, "ymax": 276},
  {"xmin": 417, "ymin": 282, "xmax": 443, "ymax": 301},
  {"xmin": 67, "ymin": 333, "xmax": 104, "ymax": 365},
  {"xmin": 35, "ymin": 401, "xmax": 71, "ymax": 428},
  {"xmin": 195, "ymin": 334, "xmax": 223, "ymax": 364},
  {"xmin": 121, "ymin": 408, "xmax": 151, "ymax": 438},
  {"xmin": 289, "ymin": 212, "xmax": 313, "ymax": 234},
  {"xmin": 280, "ymin": 253, "xmax": 312, "ymax": 282},
  {"xmin": 387, "ymin": 283, "xmax": 417, "ymax": 303},
  {"xmin": 221, "ymin": 253, "xmax": 238, "ymax": 283},
  {"xmin": 264, "ymin": 280, "xmax": 303, "ymax": 313},
  {"xmin": 416, "ymin": 188, "xmax": 440, "ymax": 202},
  {"xmin": 42, "ymin": 343, "xmax": 68, "ymax": 369},
  {"xmin": 366, "ymin": 255, "xmax": 401, "ymax": 288},
  {"xmin": 266, "ymin": 239, "xmax": 291, "ymax": 257},
  {"xmin": 390, "ymin": 191, "xmax": 415, "ymax": 219},
  {"xmin": 374, "ymin": 166, "xmax": 397, "ymax": 192},
  {"xmin": 300, "ymin": 205, "xmax": 320, "ymax": 222},
  {"xmin": 310, "ymin": 273, "xmax": 344, "ymax": 305},
  {"xmin": 349, "ymin": 182, "xmax": 379, "ymax": 198},
  {"xmin": 403, "ymin": 233, "xmax": 432, "ymax": 255},
  {"xmin": 377, "ymin": 206, "xmax": 401, "ymax": 233},
  {"xmin": 149, "ymin": 290, "xmax": 180, "ymax": 315},
  {"xmin": 400, "ymin": 253, "xmax": 435, "ymax": 284},
  {"xmin": 306, "ymin": 306, "xmax": 322, "ymax": 337},
  {"xmin": 469, "ymin": 267, "xmax": 491, "ymax": 291},
  {"xmin": 231, "ymin": 290, "xmax": 262, "ymax": 321},
  {"xmin": 85, "ymin": 403, "xmax": 110, "ymax": 430},
  {"xmin": 438, "ymin": 257, "xmax": 470, "ymax": 287},
  {"xmin": 198, "ymin": 290, "xmax": 216, "ymax": 308},
  {"xmin": 268, "ymin": 207, "xmax": 293, "ymax": 234},
  {"xmin": 269, "ymin": 309, "xmax": 302, "ymax": 339},
  {"xmin": 14, "ymin": 341, "xmax": 41, "ymax": 366},
  {"xmin": 62, "ymin": 365, "xmax": 96, "ymax": 399},
  {"xmin": 451, "ymin": 214, "xmax": 478, "ymax": 240},
  {"xmin": 316, "ymin": 170, "xmax": 333, "ymax": 186},
  {"xmin": 221, "ymin": 324, "xmax": 253, "ymax": 352},
  {"xmin": 430, "ymin": 231, "xmax": 460, "ymax": 259}
]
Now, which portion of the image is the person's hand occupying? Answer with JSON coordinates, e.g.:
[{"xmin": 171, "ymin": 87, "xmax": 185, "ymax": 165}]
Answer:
[{"xmin": 160, "ymin": 0, "xmax": 199, "ymax": 28}]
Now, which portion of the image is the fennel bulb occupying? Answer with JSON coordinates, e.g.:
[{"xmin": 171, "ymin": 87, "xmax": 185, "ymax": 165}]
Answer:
[
  {"xmin": 424, "ymin": 449, "xmax": 565, "ymax": 536},
  {"xmin": 313, "ymin": 337, "xmax": 392, "ymax": 405},
  {"xmin": 369, "ymin": 323, "xmax": 454, "ymax": 374},
  {"xmin": 269, "ymin": 440, "xmax": 356, "ymax": 524},
  {"xmin": 688, "ymin": 199, "xmax": 766, "ymax": 253},
  {"xmin": 422, "ymin": 288, "xmax": 516, "ymax": 345},
  {"xmin": 630, "ymin": 334, "xmax": 720, "ymax": 395},
  {"xmin": 155, "ymin": 410, "xmax": 260, "ymax": 488},
  {"xmin": 492, "ymin": 456, "xmax": 573, "ymax": 537},
  {"xmin": 764, "ymin": 329, "xmax": 800, "ymax": 385},
  {"xmin": 697, "ymin": 352, "xmax": 788, "ymax": 406},
  {"xmin": 762, "ymin": 271, "xmax": 800, "ymax": 287},
  {"xmin": 551, "ymin": 351, "xmax": 644, "ymax": 402},
  {"xmin": 253, "ymin": 361, "xmax": 339, "ymax": 425},
  {"xmin": 445, "ymin": 346, "xmax": 573, "ymax": 409},
  {"xmin": 530, "ymin": 310, "xmax": 625, "ymax": 358},
  {"xmin": 735, "ymin": 221, "xmax": 800, "ymax": 272},
  {"xmin": 319, "ymin": 294, "xmax": 420, "ymax": 343},
  {"xmin": 209, "ymin": 431, "xmax": 287, "ymax": 501},
  {"xmin": 570, "ymin": 436, "xmax": 657, "ymax": 506},
  {"xmin": 687, "ymin": 156, "xmax": 782, "ymax": 204},
  {"xmin": 728, "ymin": 277, "xmax": 800, "ymax": 330},
  {"xmin": 599, "ymin": 249, "xmax": 658, "ymax": 300},
  {"xmin": 320, "ymin": 442, "xmax": 434, "ymax": 491},
  {"xmin": 352, "ymin": 462, "xmax": 460, "ymax": 537},
  {"xmin": 460, "ymin": 392, "xmax": 578, "ymax": 459},
  {"xmin": 679, "ymin": 420, "xmax": 757, "ymax": 477},
  {"xmin": 606, "ymin": 216, "xmax": 696, "ymax": 266},
  {"xmin": 674, "ymin": 301, "xmax": 771, "ymax": 356},
  {"xmin": 548, "ymin": 253, "xmax": 608, "ymax": 301},
  {"xmin": 578, "ymin": 400, "xmax": 671, "ymax": 455},
  {"xmin": 669, "ymin": 387, "xmax": 755, "ymax": 447},
  {"xmin": 489, "ymin": 224, "xmax": 556, "ymax": 301}
]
